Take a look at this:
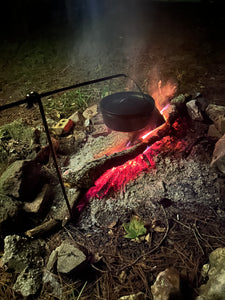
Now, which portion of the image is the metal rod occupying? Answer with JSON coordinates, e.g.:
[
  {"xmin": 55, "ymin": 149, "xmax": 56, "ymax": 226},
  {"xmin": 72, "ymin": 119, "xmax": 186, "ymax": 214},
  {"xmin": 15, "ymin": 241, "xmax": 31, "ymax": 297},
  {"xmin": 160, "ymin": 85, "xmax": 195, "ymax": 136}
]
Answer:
[
  {"xmin": 0, "ymin": 74, "xmax": 127, "ymax": 112},
  {"xmin": 40, "ymin": 73, "xmax": 128, "ymax": 98},
  {"xmin": 36, "ymin": 95, "xmax": 73, "ymax": 219}
]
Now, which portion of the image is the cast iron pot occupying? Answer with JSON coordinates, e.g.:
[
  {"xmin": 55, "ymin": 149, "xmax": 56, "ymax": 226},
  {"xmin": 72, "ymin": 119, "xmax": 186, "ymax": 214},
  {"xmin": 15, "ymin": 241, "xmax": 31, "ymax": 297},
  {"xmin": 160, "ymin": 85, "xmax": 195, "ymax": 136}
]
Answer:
[{"xmin": 100, "ymin": 91, "xmax": 165, "ymax": 132}]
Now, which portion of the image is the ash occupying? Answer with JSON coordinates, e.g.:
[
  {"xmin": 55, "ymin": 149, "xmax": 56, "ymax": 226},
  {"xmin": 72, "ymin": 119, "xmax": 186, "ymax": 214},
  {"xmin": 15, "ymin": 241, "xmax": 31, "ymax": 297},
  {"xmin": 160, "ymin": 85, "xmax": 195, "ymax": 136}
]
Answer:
[{"xmin": 77, "ymin": 122, "xmax": 223, "ymax": 232}]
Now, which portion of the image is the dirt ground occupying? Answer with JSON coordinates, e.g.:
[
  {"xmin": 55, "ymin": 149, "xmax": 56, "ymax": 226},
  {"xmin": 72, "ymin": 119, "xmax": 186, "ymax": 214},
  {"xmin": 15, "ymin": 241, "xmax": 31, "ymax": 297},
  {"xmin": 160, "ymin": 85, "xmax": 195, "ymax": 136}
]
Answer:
[{"xmin": 1, "ymin": 1, "xmax": 225, "ymax": 126}]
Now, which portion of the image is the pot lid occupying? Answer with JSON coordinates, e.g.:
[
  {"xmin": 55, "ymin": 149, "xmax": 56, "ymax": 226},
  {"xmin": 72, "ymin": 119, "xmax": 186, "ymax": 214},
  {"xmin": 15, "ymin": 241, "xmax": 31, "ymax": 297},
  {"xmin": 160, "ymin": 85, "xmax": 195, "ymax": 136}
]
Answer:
[{"xmin": 100, "ymin": 91, "xmax": 155, "ymax": 116}]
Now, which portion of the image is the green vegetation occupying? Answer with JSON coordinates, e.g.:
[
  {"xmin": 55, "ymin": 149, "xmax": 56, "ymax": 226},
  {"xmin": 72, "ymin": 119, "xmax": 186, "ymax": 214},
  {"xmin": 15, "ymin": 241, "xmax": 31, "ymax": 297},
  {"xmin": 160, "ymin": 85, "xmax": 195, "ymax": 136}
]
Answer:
[
  {"xmin": 123, "ymin": 216, "xmax": 147, "ymax": 240},
  {"xmin": 0, "ymin": 119, "xmax": 34, "ymax": 143}
]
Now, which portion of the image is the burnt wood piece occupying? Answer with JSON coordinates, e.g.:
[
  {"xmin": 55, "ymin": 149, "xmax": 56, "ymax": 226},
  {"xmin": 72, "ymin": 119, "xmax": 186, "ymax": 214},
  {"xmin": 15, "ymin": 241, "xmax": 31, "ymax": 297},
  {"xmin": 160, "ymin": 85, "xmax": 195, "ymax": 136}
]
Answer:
[
  {"xmin": 65, "ymin": 105, "xmax": 178, "ymax": 189},
  {"xmin": 25, "ymin": 219, "xmax": 62, "ymax": 238}
]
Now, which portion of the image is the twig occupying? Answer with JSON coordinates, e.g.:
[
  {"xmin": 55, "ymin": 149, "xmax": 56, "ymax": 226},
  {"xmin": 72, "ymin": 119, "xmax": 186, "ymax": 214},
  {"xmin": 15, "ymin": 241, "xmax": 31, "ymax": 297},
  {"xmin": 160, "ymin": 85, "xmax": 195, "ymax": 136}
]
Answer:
[
  {"xmin": 192, "ymin": 228, "xmax": 204, "ymax": 255},
  {"xmin": 91, "ymin": 264, "xmax": 108, "ymax": 274}
]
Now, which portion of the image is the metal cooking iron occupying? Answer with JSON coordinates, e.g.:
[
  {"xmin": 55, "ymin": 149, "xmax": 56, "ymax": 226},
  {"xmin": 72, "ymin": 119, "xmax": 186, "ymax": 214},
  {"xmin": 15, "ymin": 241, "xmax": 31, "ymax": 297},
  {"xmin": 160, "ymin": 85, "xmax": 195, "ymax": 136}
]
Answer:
[{"xmin": 100, "ymin": 91, "xmax": 165, "ymax": 132}]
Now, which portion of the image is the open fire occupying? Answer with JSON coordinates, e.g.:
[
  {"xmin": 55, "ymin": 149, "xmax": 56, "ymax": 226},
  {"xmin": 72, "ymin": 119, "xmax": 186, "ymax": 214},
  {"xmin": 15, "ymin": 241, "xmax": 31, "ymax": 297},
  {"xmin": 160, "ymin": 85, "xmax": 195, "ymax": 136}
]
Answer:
[{"xmin": 77, "ymin": 80, "xmax": 185, "ymax": 210}]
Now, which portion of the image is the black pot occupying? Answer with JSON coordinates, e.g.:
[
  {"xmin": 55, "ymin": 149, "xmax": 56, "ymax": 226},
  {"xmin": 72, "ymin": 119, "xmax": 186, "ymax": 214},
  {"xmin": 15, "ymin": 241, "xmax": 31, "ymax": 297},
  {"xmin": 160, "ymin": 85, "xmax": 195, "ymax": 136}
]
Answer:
[{"xmin": 100, "ymin": 91, "xmax": 165, "ymax": 132}]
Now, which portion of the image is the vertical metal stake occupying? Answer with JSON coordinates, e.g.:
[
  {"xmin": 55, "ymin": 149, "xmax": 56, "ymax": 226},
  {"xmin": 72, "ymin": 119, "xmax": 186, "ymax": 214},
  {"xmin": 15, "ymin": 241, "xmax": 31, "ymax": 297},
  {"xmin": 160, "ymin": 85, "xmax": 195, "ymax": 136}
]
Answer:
[{"xmin": 37, "ymin": 96, "xmax": 73, "ymax": 219}]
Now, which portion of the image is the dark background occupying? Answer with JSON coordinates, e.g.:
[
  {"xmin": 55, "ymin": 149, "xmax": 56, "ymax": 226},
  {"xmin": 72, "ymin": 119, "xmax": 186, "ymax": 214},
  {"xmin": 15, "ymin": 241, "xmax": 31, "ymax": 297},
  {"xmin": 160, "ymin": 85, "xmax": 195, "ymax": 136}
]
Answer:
[{"xmin": 0, "ymin": 0, "xmax": 225, "ymax": 125}]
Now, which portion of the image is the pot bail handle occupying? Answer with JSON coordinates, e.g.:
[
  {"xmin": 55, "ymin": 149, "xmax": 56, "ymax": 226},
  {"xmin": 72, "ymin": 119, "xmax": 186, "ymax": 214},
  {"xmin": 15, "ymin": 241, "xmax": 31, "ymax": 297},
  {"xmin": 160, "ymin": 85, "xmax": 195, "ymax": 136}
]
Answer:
[{"xmin": 125, "ymin": 75, "xmax": 146, "ymax": 100}]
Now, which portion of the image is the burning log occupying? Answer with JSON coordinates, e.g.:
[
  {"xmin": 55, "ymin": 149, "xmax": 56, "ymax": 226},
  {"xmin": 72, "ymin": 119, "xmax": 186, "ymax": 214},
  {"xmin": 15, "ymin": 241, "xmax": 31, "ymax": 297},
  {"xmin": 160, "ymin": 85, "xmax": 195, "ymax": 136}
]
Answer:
[{"xmin": 65, "ymin": 104, "xmax": 178, "ymax": 190}]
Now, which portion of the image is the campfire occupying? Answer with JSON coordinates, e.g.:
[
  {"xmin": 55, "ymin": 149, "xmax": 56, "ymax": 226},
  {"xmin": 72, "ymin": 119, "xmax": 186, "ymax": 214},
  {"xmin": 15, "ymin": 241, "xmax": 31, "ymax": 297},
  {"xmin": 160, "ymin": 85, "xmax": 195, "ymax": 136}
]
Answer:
[{"xmin": 1, "ymin": 78, "xmax": 225, "ymax": 299}]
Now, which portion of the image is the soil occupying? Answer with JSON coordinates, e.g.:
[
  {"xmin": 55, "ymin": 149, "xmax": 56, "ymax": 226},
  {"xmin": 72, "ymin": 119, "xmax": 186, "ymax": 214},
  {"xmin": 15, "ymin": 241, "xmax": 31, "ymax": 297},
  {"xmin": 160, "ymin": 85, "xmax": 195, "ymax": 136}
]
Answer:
[{"xmin": 1, "ymin": 1, "xmax": 225, "ymax": 299}]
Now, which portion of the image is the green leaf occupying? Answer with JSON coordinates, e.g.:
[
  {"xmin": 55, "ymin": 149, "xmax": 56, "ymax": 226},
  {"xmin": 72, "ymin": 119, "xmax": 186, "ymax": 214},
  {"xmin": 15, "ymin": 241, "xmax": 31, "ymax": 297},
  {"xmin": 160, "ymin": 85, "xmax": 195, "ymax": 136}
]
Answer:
[{"xmin": 123, "ymin": 216, "xmax": 147, "ymax": 239}]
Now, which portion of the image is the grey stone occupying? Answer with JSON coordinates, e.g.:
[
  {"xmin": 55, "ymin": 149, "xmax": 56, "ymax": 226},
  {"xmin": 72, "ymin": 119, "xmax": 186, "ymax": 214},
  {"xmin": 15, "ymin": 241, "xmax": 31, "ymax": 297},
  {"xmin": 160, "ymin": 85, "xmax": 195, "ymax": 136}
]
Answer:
[
  {"xmin": 46, "ymin": 249, "xmax": 58, "ymax": 271},
  {"xmin": 69, "ymin": 111, "xmax": 83, "ymax": 125},
  {"xmin": 13, "ymin": 267, "xmax": 42, "ymax": 297},
  {"xmin": 171, "ymin": 94, "xmax": 187, "ymax": 107},
  {"xmin": 186, "ymin": 100, "xmax": 204, "ymax": 121},
  {"xmin": 56, "ymin": 242, "xmax": 86, "ymax": 274},
  {"xmin": 0, "ymin": 194, "xmax": 23, "ymax": 235},
  {"xmin": 119, "ymin": 292, "xmax": 146, "ymax": 300},
  {"xmin": 207, "ymin": 124, "xmax": 222, "ymax": 139},
  {"xmin": 0, "ymin": 159, "xmax": 42, "ymax": 201},
  {"xmin": 214, "ymin": 115, "xmax": 225, "ymax": 135},
  {"xmin": 43, "ymin": 270, "xmax": 62, "ymax": 298},
  {"xmin": 2, "ymin": 235, "xmax": 45, "ymax": 273},
  {"xmin": 151, "ymin": 268, "xmax": 180, "ymax": 300},
  {"xmin": 82, "ymin": 104, "xmax": 98, "ymax": 120},
  {"xmin": 210, "ymin": 134, "xmax": 225, "ymax": 174},
  {"xmin": 205, "ymin": 104, "xmax": 225, "ymax": 124},
  {"xmin": 196, "ymin": 248, "xmax": 225, "ymax": 300}
]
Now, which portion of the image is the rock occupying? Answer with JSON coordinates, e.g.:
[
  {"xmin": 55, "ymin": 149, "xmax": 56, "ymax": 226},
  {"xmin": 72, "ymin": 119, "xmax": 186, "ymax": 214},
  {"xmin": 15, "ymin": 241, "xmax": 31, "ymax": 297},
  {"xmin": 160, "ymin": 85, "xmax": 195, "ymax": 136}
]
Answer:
[
  {"xmin": 74, "ymin": 130, "xmax": 86, "ymax": 143},
  {"xmin": 210, "ymin": 134, "xmax": 225, "ymax": 173},
  {"xmin": 82, "ymin": 104, "xmax": 98, "ymax": 120},
  {"xmin": 0, "ymin": 159, "xmax": 42, "ymax": 201},
  {"xmin": 196, "ymin": 248, "xmax": 225, "ymax": 300},
  {"xmin": 205, "ymin": 104, "xmax": 225, "ymax": 124},
  {"xmin": 207, "ymin": 124, "xmax": 222, "ymax": 139},
  {"xmin": 69, "ymin": 111, "xmax": 83, "ymax": 125},
  {"xmin": 171, "ymin": 94, "xmax": 187, "ymax": 109},
  {"xmin": 84, "ymin": 118, "xmax": 91, "ymax": 128},
  {"xmin": 2, "ymin": 235, "xmax": 45, "ymax": 273},
  {"xmin": 151, "ymin": 268, "xmax": 180, "ymax": 300},
  {"xmin": 0, "ymin": 194, "xmax": 23, "ymax": 236},
  {"xmin": 214, "ymin": 115, "xmax": 225, "ymax": 135},
  {"xmin": 56, "ymin": 241, "xmax": 86, "ymax": 274},
  {"xmin": 186, "ymin": 100, "xmax": 204, "ymax": 121},
  {"xmin": 23, "ymin": 184, "xmax": 52, "ymax": 216},
  {"xmin": 42, "ymin": 270, "xmax": 62, "ymax": 298},
  {"xmin": 119, "ymin": 292, "xmax": 146, "ymax": 300},
  {"xmin": 13, "ymin": 267, "xmax": 42, "ymax": 297},
  {"xmin": 46, "ymin": 249, "xmax": 58, "ymax": 271},
  {"xmin": 2, "ymin": 235, "xmax": 45, "ymax": 297}
]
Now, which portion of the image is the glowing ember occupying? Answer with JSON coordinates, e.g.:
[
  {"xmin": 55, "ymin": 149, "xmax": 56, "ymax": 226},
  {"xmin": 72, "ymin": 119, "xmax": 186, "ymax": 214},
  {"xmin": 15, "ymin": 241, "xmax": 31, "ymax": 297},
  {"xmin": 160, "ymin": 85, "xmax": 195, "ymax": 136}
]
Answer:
[
  {"xmin": 160, "ymin": 103, "xmax": 170, "ymax": 116},
  {"xmin": 141, "ymin": 126, "xmax": 159, "ymax": 141},
  {"xmin": 77, "ymin": 119, "xmax": 188, "ymax": 211}
]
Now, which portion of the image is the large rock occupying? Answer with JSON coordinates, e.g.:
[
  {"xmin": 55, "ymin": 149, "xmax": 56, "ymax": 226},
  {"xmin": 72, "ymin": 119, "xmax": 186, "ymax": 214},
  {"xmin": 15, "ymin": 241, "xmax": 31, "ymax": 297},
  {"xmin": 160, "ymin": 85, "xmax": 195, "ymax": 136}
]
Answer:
[
  {"xmin": 2, "ymin": 235, "xmax": 45, "ymax": 273},
  {"xmin": 0, "ymin": 159, "xmax": 42, "ymax": 201},
  {"xmin": 207, "ymin": 124, "xmax": 222, "ymax": 139},
  {"xmin": 0, "ymin": 194, "xmax": 23, "ymax": 236},
  {"xmin": 186, "ymin": 100, "xmax": 204, "ymax": 121},
  {"xmin": 205, "ymin": 104, "xmax": 225, "ymax": 123},
  {"xmin": 151, "ymin": 268, "xmax": 180, "ymax": 300},
  {"xmin": 210, "ymin": 134, "xmax": 225, "ymax": 174},
  {"xmin": 2, "ymin": 235, "xmax": 45, "ymax": 297},
  {"xmin": 196, "ymin": 248, "xmax": 225, "ymax": 300},
  {"xmin": 56, "ymin": 241, "xmax": 86, "ymax": 274},
  {"xmin": 205, "ymin": 104, "xmax": 225, "ymax": 135},
  {"xmin": 13, "ymin": 267, "xmax": 42, "ymax": 297}
]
